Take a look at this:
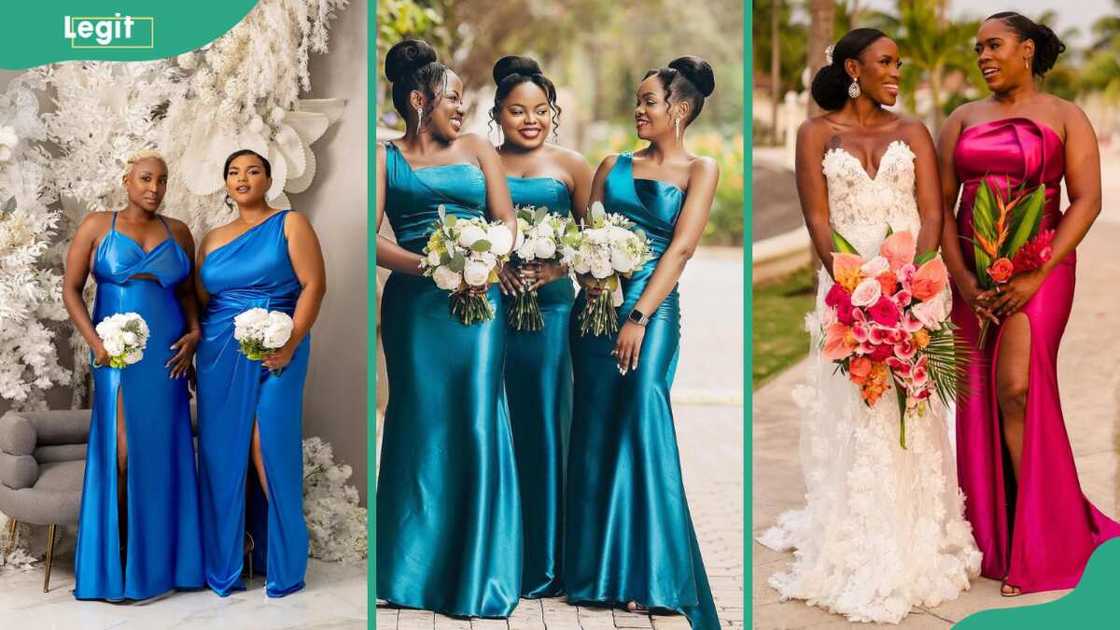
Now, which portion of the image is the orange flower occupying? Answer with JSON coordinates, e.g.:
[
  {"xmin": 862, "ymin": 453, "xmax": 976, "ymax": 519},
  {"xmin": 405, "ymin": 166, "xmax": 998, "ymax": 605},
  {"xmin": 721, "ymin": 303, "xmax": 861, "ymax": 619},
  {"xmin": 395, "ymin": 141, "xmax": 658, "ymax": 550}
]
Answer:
[
  {"xmin": 912, "ymin": 329, "xmax": 931, "ymax": 349},
  {"xmin": 877, "ymin": 272, "xmax": 898, "ymax": 296},
  {"xmin": 911, "ymin": 256, "xmax": 949, "ymax": 301},
  {"xmin": 849, "ymin": 356, "xmax": 873, "ymax": 384},
  {"xmin": 832, "ymin": 253, "xmax": 865, "ymax": 293},
  {"xmin": 988, "ymin": 257, "xmax": 1014, "ymax": 284},
  {"xmin": 823, "ymin": 322, "xmax": 857, "ymax": 361}
]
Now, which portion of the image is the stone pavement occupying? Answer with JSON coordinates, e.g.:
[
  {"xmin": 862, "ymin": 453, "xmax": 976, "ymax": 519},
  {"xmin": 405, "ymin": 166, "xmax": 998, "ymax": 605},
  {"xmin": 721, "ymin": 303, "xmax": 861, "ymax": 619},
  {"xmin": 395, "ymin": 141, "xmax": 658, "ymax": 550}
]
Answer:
[
  {"xmin": 751, "ymin": 154, "xmax": 1120, "ymax": 628},
  {"xmin": 376, "ymin": 248, "xmax": 746, "ymax": 629}
]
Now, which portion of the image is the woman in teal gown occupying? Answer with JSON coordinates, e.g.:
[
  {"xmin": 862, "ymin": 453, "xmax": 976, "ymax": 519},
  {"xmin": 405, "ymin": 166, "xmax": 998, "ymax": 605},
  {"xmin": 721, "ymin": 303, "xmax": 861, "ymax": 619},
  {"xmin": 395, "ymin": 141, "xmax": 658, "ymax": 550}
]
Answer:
[
  {"xmin": 375, "ymin": 40, "xmax": 522, "ymax": 617},
  {"xmin": 564, "ymin": 57, "xmax": 722, "ymax": 629},
  {"xmin": 63, "ymin": 152, "xmax": 204, "ymax": 601},
  {"xmin": 490, "ymin": 55, "xmax": 593, "ymax": 598},
  {"xmin": 196, "ymin": 149, "xmax": 327, "ymax": 598}
]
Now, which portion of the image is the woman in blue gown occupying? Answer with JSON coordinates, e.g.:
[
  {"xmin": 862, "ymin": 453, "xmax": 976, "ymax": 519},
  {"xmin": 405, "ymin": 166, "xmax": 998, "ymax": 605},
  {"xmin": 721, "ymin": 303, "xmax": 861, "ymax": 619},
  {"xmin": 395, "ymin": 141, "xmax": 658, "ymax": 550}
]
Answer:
[
  {"xmin": 489, "ymin": 55, "xmax": 592, "ymax": 598},
  {"xmin": 375, "ymin": 39, "xmax": 522, "ymax": 617},
  {"xmin": 63, "ymin": 151, "xmax": 204, "ymax": 601},
  {"xmin": 564, "ymin": 57, "xmax": 721, "ymax": 629},
  {"xmin": 195, "ymin": 149, "xmax": 327, "ymax": 598}
]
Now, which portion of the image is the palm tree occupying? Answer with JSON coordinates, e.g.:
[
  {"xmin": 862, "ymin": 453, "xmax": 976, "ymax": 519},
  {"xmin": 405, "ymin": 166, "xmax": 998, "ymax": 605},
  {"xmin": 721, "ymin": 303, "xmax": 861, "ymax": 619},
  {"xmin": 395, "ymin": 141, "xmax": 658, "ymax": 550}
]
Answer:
[
  {"xmin": 1082, "ymin": 1, "xmax": 1120, "ymax": 101},
  {"xmin": 808, "ymin": 0, "xmax": 836, "ymax": 117},
  {"xmin": 874, "ymin": 0, "xmax": 978, "ymax": 133}
]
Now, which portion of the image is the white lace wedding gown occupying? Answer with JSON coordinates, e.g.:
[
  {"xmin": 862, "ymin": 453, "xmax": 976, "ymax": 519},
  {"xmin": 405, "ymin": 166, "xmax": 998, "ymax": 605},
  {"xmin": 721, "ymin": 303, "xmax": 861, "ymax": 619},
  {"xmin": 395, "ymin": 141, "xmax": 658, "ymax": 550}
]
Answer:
[{"xmin": 758, "ymin": 140, "xmax": 982, "ymax": 624}]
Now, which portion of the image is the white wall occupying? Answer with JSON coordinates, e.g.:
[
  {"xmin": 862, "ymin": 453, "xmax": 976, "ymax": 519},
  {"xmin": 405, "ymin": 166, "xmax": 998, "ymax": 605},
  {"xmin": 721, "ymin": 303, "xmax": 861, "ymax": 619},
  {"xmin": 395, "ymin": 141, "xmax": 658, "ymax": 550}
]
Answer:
[{"xmin": 290, "ymin": 0, "xmax": 369, "ymax": 504}]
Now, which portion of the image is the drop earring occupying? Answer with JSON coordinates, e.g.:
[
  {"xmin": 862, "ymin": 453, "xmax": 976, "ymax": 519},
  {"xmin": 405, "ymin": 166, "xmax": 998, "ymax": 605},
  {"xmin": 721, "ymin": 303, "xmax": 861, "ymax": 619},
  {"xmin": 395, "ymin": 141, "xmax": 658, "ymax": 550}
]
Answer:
[
  {"xmin": 415, "ymin": 106, "xmax": 423, "ymax": 130},
  {"xmin": 848, "ymin": 78, "xmax": 861, "ymax": 99},
  {"xmin": 675, "ymin": 117, "xmax": 682, "ymax": 143}
]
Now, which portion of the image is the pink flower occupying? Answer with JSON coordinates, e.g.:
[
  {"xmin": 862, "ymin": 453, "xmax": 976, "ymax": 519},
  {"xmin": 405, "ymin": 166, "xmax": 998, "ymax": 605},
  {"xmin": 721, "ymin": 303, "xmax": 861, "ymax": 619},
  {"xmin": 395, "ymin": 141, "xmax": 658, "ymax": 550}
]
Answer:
[
  {"xmin": 852, "ymin": 322, "xmax": 870, "ymax": 343},
  {"xmin": 851, "ymin": 277, "xmax": 883, "ymax": 307},
  {"xmin": 869, "ymin": 342, "xmax": 894, "ymax": 362},
  {"xmin": 886, "ymin": 357, "xmax": 912, "ymax": 376},
  {"xmin": 1011, "ymin": 229, "xmax": 1055, "ymax": 273},
  {"xmin": 860, "ymin": 255, "xmax": 890, "ymax": 277},
  {"xmin": 888, "ymin": 328, "xmax": 906, "ymax": 344},
  {"xmin": 896, "ymin": 263, "xmax": 917, "ymax": 291},
  {"xmin": 911, "ymin": 256, "xmax": 949, "ymax": 302},
  {"xmin": 880, "ymin": 231, "xmax": 917, "ymax": 271},
  {"xmin": 825, "ymin": 283, "xmax": 855, "ymax": 325},
  {"xmin": 911, "ymin": 356, "xmax": 929, "ymax": 388},
  {"xmin": 893, "ymin": 289, "xmax": 912, "ymax": 307},
  {"xmin": 911, "ymin": 298, "xmax": 949, "ymax": 329},
  {"xmin": 868, "ymin": 325, "xmax": 891, "ymax": 345},
  {"xmin": 901, "ymin": 312, "xmax": 924, "ymax": 333},
  {"xmin": 894, "ymin": 338, "xmax": 917, "ymax": 360},
  {"xmin": 868, "ymin": 296, "xmax": 901, "ymax": 327}
]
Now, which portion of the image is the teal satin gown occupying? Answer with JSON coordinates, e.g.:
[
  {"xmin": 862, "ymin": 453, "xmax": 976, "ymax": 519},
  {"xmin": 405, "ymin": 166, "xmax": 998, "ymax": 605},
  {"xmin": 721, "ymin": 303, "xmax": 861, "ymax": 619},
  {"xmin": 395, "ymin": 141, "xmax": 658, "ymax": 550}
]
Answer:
[
  {"xmin": 565, "ymin": 154, "xmax": 718, "ymax": 629},
  {"xmin": 502, "ymin": 176, "xmax": 574, "ymax": 597},
  {"xmin": 197, "ymin": 210, "xmax": 311, "ymax": 598},
  {"xmin": 377, "ymin": 142, "xmax": 523, "ymax": 617},
  {"xmin": 74, "ymin": 213, "xmax": 204, "ymax": 601}
]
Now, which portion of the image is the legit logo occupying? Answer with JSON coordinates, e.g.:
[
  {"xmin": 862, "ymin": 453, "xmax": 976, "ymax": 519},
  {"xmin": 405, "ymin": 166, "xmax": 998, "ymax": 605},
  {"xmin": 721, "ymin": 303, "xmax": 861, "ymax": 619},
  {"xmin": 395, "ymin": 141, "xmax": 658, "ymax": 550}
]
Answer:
[{"xmin": 64, "ymin": 14, "xmax": 154, "ymax": 48}]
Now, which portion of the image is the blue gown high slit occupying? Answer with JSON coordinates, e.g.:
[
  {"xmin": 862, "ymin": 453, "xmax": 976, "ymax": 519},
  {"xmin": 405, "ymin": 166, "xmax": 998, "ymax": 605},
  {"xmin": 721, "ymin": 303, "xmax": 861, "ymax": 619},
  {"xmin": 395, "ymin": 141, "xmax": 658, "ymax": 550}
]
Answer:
[
  {"xmin": 565, "ymin": 154, "xmax": 719, "ymax": 629},
  {"xmin": 376, "ymin": 142, "xmax": 522, "ymax": 617},
  {"xmin": 197, "ymin": 209, "xmax": 310, "ymax": 598},
  {"xmin": 502, "ymin": 176, "xmax": 574, "ymax": 597},
  {"xmin": 74, "ymin": 212, "xmax": 204, "ymax": 601}
]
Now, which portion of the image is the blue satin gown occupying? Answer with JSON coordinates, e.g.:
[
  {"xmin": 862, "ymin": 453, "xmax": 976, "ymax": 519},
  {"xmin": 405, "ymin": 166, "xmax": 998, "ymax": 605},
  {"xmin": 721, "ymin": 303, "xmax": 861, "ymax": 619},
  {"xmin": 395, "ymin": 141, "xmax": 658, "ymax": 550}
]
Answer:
[
  {"xmin": 502, "ymin": 176, "xmax": 574, "ymax": 597},
  {"xmin": 377, "ymin": 142, "xmax": 523, "ymax": 617},
  {"xmin": 74, "ymin": 212, "xmax": 204, "ymax": 601},
  {"xmin": 197, "ymin": 209, "xmax": 310, "ymax": 598},
  {"xmin": 565, "ymin": 154, "xmax": 718, "ymax": 629}
]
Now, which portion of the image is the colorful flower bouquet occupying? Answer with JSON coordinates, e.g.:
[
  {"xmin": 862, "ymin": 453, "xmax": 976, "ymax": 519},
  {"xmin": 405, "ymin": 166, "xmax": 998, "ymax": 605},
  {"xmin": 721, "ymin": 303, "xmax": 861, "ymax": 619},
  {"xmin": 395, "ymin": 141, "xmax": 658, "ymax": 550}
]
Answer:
[
  {"xmin": 419, "ymin": 206, "xmax": 515, "ymax": 325},
  {"xmin": 562, "ymin": 202, "xmax": 653, "ymax": 336},
  {"xmin": 506, "ymin": 206, "xmax": 576, "ymax": 331},
  {"xmin": 95, "ymin": 313, "xmax": 149, "ymax": 368},
  {"xmin": 823, "ymin": 229, "xmax": 969, "ymax": 448},
  {"xmin": 970, "ymin": 178, "xmax": 1053, "ymax": 345}
]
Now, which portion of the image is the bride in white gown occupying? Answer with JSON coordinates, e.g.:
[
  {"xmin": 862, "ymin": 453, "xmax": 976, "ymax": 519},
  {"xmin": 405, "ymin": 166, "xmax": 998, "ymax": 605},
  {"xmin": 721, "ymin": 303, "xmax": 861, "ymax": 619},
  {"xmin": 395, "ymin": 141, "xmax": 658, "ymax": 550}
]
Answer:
[{"xmin": 757, "ymin": 29, "xmax": 981, "ymax": 625}]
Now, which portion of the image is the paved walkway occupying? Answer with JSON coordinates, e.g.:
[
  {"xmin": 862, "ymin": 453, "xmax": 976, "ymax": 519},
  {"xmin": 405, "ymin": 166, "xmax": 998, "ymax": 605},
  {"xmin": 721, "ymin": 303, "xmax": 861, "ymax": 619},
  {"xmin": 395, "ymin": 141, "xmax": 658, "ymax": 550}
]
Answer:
[
  {"xmin": 751, "ymin": 154, "xmax": 1120, "ymax": 628},
  {"xmin": 376, "ymin": 249, "xmax": 746, "ymax": 629}
]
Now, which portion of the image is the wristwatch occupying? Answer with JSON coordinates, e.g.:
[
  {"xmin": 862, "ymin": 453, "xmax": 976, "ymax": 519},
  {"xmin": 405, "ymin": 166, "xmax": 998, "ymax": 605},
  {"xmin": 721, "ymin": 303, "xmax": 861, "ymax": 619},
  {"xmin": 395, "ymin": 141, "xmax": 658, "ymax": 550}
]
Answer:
[{"xmin": 627, "ymin": 308, "xmax": 650, "ymax": 327}]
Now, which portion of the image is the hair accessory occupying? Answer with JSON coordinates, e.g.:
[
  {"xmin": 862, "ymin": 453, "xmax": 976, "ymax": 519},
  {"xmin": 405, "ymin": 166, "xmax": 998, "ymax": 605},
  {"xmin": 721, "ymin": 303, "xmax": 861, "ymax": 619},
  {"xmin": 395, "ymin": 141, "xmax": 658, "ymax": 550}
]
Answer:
[{"xmin": 824, "ymin": 44, "xmax": 835, "ymax": 66}]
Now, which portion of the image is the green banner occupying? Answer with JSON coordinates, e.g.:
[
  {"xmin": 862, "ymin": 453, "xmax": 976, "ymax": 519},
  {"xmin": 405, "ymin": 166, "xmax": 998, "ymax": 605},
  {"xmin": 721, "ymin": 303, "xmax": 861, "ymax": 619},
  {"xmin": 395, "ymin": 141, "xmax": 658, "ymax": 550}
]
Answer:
[{"xmin": 0, "ymin": 1, "xmax": 258, "ymax": 69}]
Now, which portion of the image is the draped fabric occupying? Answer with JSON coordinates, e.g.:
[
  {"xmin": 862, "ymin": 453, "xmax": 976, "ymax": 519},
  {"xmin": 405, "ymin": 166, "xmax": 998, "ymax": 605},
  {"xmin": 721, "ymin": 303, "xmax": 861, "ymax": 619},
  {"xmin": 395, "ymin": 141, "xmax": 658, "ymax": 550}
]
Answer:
[
  {"xmin": 197, "ymin": 210, "xmax": 310, "ymax": 598},
  {"xmin": 952, "ymin": 117, "xmax": 1120, "ymax": 592},
  {"xmin": 565, "ymin": 154, "xmax": 719, "ymax": 629},
  {"xmin": 376, "ymin": 142, "xmax": 523, "ymax": 617},
  {"xmin": 74, "ymin": 213, "xmax": 204, "ymax": 601}
]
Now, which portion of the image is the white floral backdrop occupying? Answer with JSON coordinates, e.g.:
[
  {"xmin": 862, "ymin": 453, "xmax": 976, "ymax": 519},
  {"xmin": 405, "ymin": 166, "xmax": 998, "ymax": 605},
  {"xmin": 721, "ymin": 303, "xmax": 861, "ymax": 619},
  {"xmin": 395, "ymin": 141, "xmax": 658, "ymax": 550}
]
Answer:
[{"xmin": 0, "ymin": 0, "xmax": 366, "ymax": 568}]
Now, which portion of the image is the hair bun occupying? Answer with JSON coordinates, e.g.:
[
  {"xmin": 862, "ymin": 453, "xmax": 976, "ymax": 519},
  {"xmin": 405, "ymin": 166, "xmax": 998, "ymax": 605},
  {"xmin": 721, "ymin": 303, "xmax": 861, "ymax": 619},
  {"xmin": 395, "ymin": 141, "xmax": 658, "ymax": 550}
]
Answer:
[
  {"xmin": 1032, "ymin": 23, "xmax": 1066, "ymax": 75},
  {"xmin": 492, "ymin": 55, "xmax": 542, "ymax": 84},
  {"xmin": 668, "ymin": 56, "xmax": 715, "ymax": 97},
  {"xmin": 385, "ymin": 39, "xmax": 438, "ymax": 83}
]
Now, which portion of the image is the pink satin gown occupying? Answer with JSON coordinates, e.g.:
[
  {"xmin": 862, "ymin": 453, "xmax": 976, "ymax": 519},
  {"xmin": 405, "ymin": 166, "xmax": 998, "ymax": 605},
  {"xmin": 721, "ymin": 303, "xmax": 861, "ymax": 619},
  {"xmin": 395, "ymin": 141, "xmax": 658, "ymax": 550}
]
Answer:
[{"xmin": 951, "ymin": 117, "xmax": 1120, "ymax": 593}]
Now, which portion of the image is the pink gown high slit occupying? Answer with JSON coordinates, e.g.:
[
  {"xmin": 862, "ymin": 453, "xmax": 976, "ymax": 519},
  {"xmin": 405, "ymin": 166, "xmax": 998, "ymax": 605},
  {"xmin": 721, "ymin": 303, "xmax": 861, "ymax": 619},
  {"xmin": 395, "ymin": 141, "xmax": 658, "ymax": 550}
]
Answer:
[{"xmin": 951, "ymin": 116, "xmax": 1120, "ymax": 593}]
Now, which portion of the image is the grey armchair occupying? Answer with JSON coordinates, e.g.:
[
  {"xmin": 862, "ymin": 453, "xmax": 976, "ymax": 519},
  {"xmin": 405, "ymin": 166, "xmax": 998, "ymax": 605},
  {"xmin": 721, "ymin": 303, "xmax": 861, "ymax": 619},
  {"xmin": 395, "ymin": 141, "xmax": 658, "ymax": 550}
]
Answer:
[{"xmin": 0, "ymin": 409, "xmax": 89, "ymax": 592}]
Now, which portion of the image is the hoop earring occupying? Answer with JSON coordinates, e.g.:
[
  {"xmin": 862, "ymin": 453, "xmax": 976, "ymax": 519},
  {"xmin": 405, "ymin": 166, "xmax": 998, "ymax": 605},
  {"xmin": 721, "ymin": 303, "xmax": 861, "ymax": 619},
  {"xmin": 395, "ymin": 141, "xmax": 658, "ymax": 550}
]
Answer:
[
  {"xmin": 848, "ymin": 79, "xmax": 861, "ymax": 99},
  {"xmin": 224, "ymin": 194, "xmax": 235, "ymax": 209}
]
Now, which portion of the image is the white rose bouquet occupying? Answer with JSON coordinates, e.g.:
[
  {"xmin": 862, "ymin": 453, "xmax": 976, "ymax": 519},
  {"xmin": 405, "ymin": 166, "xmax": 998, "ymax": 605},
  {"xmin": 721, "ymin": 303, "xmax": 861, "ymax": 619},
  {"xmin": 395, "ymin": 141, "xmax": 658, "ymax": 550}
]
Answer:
[
  {"xmin": 234, "ymin": 308, "xmax": 295, "ymax": 373},
  {"xmin": 95, "ymin": 313, "xmax": 149, "ymax": 368},
  {"xmin": 507, "ymin": 206, "xmax": 577, "ymax": 331},
  {"xmin": 562, "ymin": 202, "xmax": 653, "ymax": 336},
  {"xmin": 418, "ymin": 206, "xmax": 515, "ymax": 325}
]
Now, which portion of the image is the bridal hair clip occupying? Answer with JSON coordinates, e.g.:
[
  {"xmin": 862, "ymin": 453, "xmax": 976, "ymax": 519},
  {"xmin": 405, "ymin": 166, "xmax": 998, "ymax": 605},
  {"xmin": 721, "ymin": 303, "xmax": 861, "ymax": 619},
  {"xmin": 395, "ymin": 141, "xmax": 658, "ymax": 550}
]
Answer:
[{"xmin": 824, "ymin": 44, "xmax": 835, "ymax": 66}]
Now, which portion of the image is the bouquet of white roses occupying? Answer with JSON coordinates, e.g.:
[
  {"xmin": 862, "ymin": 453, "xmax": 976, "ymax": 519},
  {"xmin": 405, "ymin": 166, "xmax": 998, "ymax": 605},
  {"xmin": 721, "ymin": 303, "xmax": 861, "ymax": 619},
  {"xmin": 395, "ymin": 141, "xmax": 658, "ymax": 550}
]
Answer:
[
  {"xmin": 507, "ymin": 206, "xmax": 577, "ymax": 331},
  {"xmin": 95, "ymin": 313, "xmax": 149, "ymax": 368},
  {"xmin": 419, "ymin": 206, "xmax": 515, "ymax": 325},
  {"xmin": 562, "ymin": 202, "xmax": 653, "ymax": 336},
  {"xmin": 234, "ymin": 308, "xmax": 294, "ymax": 369}
]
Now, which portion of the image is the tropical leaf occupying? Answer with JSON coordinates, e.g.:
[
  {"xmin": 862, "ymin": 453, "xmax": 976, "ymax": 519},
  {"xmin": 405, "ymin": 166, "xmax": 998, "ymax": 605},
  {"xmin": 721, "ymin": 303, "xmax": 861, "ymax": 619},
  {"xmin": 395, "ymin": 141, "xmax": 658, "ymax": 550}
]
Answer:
[
  {"xmin": 1004, "ymin": 184, "xmax": 1047, "ymax": 255},
  {"xmin": 914, "ymin": 250, "xmax": 937, "ymax": 266},
  {"xmin": 924, "ymin": 325, "xmax": 972, "ymax": 403},
  {"xmin": 831, "ymin": 229, "xmax": 859, "ymax": 255}
]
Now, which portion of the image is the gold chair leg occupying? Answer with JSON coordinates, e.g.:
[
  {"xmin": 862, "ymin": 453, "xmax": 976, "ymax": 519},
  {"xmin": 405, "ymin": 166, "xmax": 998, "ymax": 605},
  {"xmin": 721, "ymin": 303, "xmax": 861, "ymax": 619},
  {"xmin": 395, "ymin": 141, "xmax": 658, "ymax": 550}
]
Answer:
[
  {"xmin": 42, "ymin": 524, "xmax": 57, "ymax": 593},
  {"xmin": 4, "ymin": 518, "xmax": 18, "ymax": 554}
]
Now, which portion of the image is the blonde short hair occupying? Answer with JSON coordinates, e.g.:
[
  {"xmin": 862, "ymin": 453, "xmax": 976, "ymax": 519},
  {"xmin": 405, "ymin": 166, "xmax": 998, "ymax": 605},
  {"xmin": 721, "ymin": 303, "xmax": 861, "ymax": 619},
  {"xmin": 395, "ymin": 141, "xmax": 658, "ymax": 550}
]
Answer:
[{"xmin": 123, "ymin": 149, "xmax": 167, "ymax": 179}]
